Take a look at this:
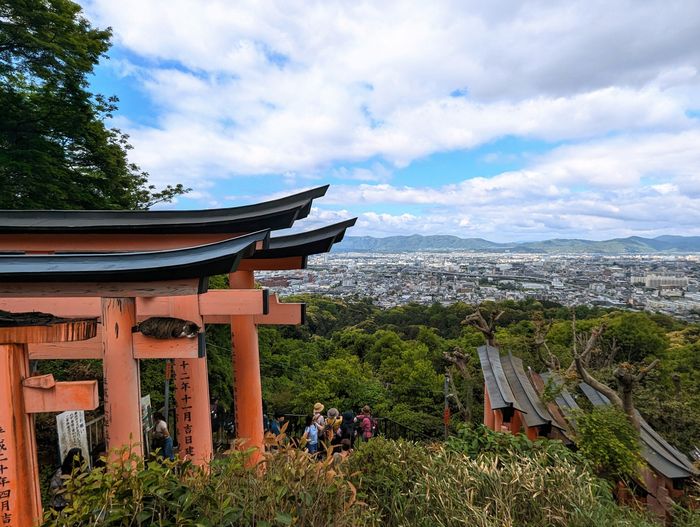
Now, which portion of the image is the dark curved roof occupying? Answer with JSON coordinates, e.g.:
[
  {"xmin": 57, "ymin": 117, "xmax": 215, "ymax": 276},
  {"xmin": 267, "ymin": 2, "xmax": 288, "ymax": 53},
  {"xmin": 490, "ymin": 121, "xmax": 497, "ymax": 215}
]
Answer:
[
  {"xmin": 0, "ymin": 230, "xmax": 269, "ymax": 282},
  {"xmin": 477, "ymin": 345, "xmax": 521, "ymax": 411},
  {"xmin": 501, "ymin": 354, "xmax": 562, "ymax": 430},
  {"xmin": 579, "ymin": 383, "xmax": 698, "ymax": 480},
  {"xmin": 249, "ymin": 218, "xmax": 357, "ymax": 259},
  {"xmin": 0, "ymin": 186, "xmax": 329, "ymax": 234}
]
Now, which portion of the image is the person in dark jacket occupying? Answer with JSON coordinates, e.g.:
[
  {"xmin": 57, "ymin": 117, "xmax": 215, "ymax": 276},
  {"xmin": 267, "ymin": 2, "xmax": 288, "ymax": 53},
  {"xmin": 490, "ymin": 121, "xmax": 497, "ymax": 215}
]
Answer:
[
  {"xmin": 49, "ymin": 448, "xmax": 85, "ymax": 511},
  {"xmin": 337, "ymin": 410, "xmax": 357, "ymax": 448}
]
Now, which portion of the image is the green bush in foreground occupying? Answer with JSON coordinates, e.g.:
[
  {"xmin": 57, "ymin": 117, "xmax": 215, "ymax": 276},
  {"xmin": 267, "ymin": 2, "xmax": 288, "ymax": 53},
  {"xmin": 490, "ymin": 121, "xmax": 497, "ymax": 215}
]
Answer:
[
  {"xmin": 43, "ymin": 446, "xmax": 377, "ymax": 526},
  {"xmin": 347, "ymin": 437, "xmax": 655, "ymax": 527},
  {"xmin": 45, "ymin": 437, "xmax": 658, "ymax": 527}
]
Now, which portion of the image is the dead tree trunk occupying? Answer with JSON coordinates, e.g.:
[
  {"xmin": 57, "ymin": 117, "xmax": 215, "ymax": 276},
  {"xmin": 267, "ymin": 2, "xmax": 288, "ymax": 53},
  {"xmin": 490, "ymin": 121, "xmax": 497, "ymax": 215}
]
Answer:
[
  {"xmin": 462, "ymin": 308, "xmax": 503, "ymax": 347},
  {"xmin": 569, "ymin": 322, "xmax": 658, "ymax": 431}
]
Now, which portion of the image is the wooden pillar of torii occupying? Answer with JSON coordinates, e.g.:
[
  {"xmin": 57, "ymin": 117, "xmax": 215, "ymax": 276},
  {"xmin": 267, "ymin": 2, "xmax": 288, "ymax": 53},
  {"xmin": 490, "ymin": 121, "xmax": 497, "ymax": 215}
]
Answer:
[
  {"xmin": 0, "ymin": 317, "xmax": 99, "ymax": 527},
  {"xmin": 0, "ymin": 289, "xmax": 303, "ymax": 465}
]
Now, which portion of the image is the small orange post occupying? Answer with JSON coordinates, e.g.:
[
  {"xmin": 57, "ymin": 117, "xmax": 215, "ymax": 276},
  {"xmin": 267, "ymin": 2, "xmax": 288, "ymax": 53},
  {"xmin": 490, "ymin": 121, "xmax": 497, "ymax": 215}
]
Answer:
[
  {"xmin": 229, "ymin": 271, "xmax": 264, "ymax": 463},
  {"xmin": 0, "ymin": 343, "xmax": 42, "ymax": 527},
  {"xmin": 526, "ymin": 426, "xmax": 539, "ymax": 441},
  {"xmin": 494, "ymin": 409, "xmax": 504, "ymax": 432},
  {"xmin": 510, "ymin": 411, "xmax": 523, "ymax": 435},
  {"xmin": 174, "ymin": 358, "xmax": 213, "ymax": 465},
  {"xmin": 101, "ymin": 298, "xmax": 143, "ymax": 461},
  {"xmin": 483, "ymin": 385, "xmax": 495, "ymax": 430}
]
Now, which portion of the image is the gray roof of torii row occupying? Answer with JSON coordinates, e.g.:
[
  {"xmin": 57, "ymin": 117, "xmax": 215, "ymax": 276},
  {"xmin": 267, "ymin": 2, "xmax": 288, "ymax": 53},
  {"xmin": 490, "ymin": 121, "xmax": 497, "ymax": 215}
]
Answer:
[
  {"xmin": 0, "ymin": 230, "xmax": 270, "ymax": 283},
  {"xmin": 478, "ymin": 345, "xmax": 521, "ymax": 412},
  {"xmin": 579, "ymin": 383, "xmax": 698, "ymax": 480},
  {"xmin": 501, "ymin": 354, "xmax": 564, "ymax": 430},
  {"xmin": 0, "ymin": 186, "xmax": 329, "ymax": 234}
]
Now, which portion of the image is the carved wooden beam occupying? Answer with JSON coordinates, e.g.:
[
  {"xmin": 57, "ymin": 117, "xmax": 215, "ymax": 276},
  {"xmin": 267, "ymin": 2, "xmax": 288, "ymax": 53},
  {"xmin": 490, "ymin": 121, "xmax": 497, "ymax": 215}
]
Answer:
[{"xmin": 22, "ymin": 374, "xmax": 99, "ymax": 413}]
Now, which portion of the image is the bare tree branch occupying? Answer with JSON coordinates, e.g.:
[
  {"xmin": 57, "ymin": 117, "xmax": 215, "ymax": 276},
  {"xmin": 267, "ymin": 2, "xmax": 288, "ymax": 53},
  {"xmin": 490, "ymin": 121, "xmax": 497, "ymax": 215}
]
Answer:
[{"xmin": 462, "ymin": 308, "xmax": 503, "ymax": 346}]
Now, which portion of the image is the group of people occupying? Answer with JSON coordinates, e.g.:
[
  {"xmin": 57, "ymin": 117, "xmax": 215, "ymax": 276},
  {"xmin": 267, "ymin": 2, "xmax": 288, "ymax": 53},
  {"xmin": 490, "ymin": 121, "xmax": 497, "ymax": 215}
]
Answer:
[{"xmin": 299, "ymin": 403, "xmax": 377, "ymax": 459}]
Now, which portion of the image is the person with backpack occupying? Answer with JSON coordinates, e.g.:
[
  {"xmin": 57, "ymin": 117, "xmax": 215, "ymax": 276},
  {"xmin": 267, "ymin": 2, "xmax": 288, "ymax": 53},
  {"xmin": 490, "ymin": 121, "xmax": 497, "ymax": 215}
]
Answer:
[
  {"xmin": 302, "ymin": 414, "xmax": 319, "ymax": 455},
  {"xmin": 325, "ymin": 407, "xmax": 342, "ymax": 445},
  {"xmin": 337, "ymin": 410, "xmax": 357, "ymax": 448},
  {"xmin": 356, "ymin": 405, "xmax": 377, "ymax": 441},
  {"xmin": 312, "ymin": 402, "xmax": 326, "ymax": 433}
]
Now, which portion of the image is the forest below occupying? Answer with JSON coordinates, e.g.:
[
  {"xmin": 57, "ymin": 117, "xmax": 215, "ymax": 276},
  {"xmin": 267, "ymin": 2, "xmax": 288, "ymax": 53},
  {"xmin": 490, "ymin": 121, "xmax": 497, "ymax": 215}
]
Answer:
[{"xmin": 153, "ymin": 292, "xmax": 700, "ymax": 455}]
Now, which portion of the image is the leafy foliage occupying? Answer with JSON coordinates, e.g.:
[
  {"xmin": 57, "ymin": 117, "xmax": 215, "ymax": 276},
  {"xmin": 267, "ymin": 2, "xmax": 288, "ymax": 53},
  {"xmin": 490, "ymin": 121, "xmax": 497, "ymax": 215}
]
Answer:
[
  {"xmin": 0, "ymin": 0, "xmax": 188, "ymax": 209},
  {"xmin": 347, "ymin": 437, "xmax": 656, "ymax": 527},
  {"xmin": 46, "ymin": 437, "xmax": 657, "ymax": 527},
  {"xmin": 43, "ymin": 444, "xmax": 376, "ymax": 526},
  {"xmin": 573, "ymin": 406, "xmax": 644, "ymax": 481}
]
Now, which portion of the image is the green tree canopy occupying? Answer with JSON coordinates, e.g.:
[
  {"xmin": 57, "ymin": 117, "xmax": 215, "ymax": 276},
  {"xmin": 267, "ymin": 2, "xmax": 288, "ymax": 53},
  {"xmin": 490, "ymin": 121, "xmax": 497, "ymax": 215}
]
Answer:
[{"xmin": 0, "ymin": 0, "xmax": 188, "ymax": 209}]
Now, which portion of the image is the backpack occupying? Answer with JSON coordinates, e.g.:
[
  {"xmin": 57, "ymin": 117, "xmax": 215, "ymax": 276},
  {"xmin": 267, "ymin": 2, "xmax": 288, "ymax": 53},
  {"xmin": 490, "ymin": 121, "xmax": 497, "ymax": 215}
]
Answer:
[
  {"xmin": 357, "ymin": 414, "xmax": 377, "ymax": 438},
  {"xmin": 325, "ymin": 416, "xmax": 342, "ymax": 440}
]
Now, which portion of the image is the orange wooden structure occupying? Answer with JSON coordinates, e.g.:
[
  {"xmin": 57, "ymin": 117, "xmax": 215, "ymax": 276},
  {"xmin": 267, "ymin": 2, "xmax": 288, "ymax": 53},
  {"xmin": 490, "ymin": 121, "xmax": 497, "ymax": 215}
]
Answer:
[
  {"xmin": 0, "ymin": 317, "xmax": 99, "ymax": 527},
  {"xmin": 0, "ymin": 187, "xmax": 354, "ymax": 471}
]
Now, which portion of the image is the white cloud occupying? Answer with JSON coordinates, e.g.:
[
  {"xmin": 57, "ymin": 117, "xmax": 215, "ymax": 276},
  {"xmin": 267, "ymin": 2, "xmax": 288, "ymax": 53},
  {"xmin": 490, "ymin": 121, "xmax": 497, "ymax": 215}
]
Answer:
[
  {"xmin": 81, "ymin": 0, "xmax": 700, "ymax": 184},
  {"xmin": 315, "ymin": 130, "xmax": 700, "ymax": 239},
  {"xmin": 78, "ymin": 0, "xmax": 700, "ymax": 238}
]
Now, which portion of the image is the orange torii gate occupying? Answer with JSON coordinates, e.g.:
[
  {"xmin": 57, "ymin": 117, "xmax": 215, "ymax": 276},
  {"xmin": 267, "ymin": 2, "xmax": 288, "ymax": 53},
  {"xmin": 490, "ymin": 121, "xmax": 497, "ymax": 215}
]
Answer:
[
  {"xmin": 0, "ymin": 316, "xmax": 99, "ymax": 527},
  {"xmin": 0, "ymin": 232, "xmax": 269, "ymax": 526},
  {"xmin": 0, "ymin": 187, "xmax": 355, "ymax": 463}
]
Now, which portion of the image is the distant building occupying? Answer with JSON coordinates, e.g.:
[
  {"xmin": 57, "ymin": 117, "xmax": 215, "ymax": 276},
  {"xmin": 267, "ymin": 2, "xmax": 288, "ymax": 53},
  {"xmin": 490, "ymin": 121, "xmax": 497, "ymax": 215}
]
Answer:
[{"xmin": 631, "ymin": 274, "xmax": 688, "ymax": 289}]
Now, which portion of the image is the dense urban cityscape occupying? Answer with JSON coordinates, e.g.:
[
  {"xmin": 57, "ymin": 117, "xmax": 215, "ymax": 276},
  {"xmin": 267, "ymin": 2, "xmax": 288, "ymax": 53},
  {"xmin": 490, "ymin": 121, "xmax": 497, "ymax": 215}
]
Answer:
[{"xmin": 259, "ymin": 251, "xmax": 700, "ymax": 321}]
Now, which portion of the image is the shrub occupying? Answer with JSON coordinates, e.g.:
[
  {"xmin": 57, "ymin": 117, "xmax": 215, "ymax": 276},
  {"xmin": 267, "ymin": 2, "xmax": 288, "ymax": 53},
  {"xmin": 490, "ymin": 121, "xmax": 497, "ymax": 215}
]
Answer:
[
  {"xmin": 44, "ymin": 437, "xmax": 656, "ymax": 527},
  {"xmin": 43, "ymin": 445, "xmax": 378, "ymax": 526},
  {"xmin": 346, "ymin": 437, "xmax": 655, "ymax": 527},
  {"xmin": 573, "ymin": 406, "xmax": 643, "ymax": 481},
  {"xmin": 446, "ymin": 424, "xmax": 581, "ymax": 466}
]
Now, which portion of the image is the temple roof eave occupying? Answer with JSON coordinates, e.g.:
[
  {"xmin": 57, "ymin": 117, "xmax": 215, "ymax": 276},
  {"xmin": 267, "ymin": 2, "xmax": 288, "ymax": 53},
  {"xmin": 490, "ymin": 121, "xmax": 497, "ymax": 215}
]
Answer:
[
  {"xmin": 246, "ymin": 218, "xmax": 357, "ymax": 260},
  {"xmin": 0, "ymin": 230, "xmax": 270, "ymax": 283},
  {"xmin": 0, "ymin": 186, "xmax": 329, "ymax": 234}
]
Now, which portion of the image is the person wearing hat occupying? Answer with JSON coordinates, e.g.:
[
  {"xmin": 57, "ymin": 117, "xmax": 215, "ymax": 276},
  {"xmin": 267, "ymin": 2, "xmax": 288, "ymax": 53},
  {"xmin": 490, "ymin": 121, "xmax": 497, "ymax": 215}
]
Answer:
[
  {"xmin": 312, "ymin": 402, "xmax": 326, "ymax": 435},
  {"xmin": 325, "ymin": 408, "xmax": 343, "ymax": 446}
]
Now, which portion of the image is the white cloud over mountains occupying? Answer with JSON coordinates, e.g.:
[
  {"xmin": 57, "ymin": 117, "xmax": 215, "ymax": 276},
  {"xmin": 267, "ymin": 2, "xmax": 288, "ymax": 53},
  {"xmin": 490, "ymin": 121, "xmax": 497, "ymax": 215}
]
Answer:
[{"xmin": 83, "ymin": 0, "xmax": 700, "ymax": 239}]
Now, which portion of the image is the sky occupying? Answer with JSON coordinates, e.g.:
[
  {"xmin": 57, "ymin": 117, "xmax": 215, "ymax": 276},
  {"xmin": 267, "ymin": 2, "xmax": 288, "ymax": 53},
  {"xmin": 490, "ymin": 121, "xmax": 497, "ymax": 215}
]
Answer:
[{"xmin": 80, "ymin": 0, "xmax": 700, "ymax": 242}]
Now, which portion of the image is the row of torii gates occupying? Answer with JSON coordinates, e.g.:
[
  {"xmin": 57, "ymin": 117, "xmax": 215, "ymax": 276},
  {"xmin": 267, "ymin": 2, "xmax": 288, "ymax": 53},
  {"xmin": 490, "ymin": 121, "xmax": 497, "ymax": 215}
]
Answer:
[
  {"xmin": 477, "ymin": 345, "xmax": 698, "ymax": 521},
  {"xmin": 0, "ymin": 186, "xmax": 354, "ymax": 526}
]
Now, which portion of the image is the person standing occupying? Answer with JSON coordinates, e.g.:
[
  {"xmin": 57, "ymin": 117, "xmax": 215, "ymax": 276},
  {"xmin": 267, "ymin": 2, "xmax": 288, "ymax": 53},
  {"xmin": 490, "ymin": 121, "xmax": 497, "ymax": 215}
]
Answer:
[
  {"xmin": 356, "ymin": 405, "xmax": 376, "ymax": 441},
  {"xmin": 152, "ymin": 411, "xmax": 175, "ymax": 461},
  {"xmin": 312, "ymin": 402, "xmax": 326, "ymax": 434},
  {"xmin": 302, "ymin": 414, "xmax": 319, "ymax": 455},
  {"xmin": 325, "ymin": 408, "xmax": 342, "ymax": 445},
  {"xmin": 49, "ymin": 448, "xmax": 85, "ymax": 511},
  {"xmin": 337, "ymin": 410, "xmax": 357, "ymax": 448}
]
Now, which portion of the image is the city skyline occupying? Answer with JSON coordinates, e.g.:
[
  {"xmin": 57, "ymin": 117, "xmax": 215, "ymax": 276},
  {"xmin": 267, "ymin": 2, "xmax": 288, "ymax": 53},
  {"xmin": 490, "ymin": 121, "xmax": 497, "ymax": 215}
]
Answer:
[{"xmin": 80, "ymin": 1, "xmax": 700, "ymax": 241}]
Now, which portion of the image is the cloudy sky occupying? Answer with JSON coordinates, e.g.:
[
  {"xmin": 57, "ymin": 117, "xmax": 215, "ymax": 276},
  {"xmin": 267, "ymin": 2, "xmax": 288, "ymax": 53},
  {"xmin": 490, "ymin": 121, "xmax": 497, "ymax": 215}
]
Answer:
[{"xmin": 81, "ymin": 0, "xmax": 700, "ymax": 241}]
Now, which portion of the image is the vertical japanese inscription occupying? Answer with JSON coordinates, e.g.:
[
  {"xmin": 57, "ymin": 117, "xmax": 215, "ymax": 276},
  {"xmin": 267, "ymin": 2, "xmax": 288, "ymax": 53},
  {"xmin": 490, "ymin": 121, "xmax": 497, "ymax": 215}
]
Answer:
[
  {"xmin": 0, "ymin": 426, "xmax": 11, "ymax": 526},
  {"xmin": 175, "ymin": 360, "xmax": 195, "ymax": 459}
]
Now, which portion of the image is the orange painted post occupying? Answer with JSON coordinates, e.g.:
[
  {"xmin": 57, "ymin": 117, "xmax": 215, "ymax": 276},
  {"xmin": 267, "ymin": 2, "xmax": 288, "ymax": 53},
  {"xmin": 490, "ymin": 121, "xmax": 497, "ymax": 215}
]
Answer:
[
  {"xmin": 0, "ymin": 343, "xmax": 42, "ymax": 527},
  {"xmin": 526, "ymin": 426, "xmax": 539, "ymax": 441},
  {"xmin": 144, "ymin": 294, "xmax": 214, "ymax": 466},
  {"xmin": 483, "ymin": 385, "xmax": 495, "ymax": 429},
  {"xmin": 494, "ymin": 409, "xmax": 504, "ymax": 432},
  {"xmin": 101, "ymin": 298, "xmax": 143, "ymax": 461},
  {"xmin": 229, "ymin": 271, "xmax": 264, "ymax": 462},
  {"xmin": 173, "ymin": 358, "xmax": 213, "ymax": 465},
  {"xmin": 510, "ymin": 411, "xmax": 523, "ymax": 435}
]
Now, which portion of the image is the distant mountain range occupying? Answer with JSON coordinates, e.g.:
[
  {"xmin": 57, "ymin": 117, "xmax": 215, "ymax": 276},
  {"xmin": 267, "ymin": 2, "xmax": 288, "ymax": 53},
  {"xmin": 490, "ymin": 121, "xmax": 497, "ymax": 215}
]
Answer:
[{"xmin": 335, "ymin": 234, "xmax": 700, "ymax": 254}]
